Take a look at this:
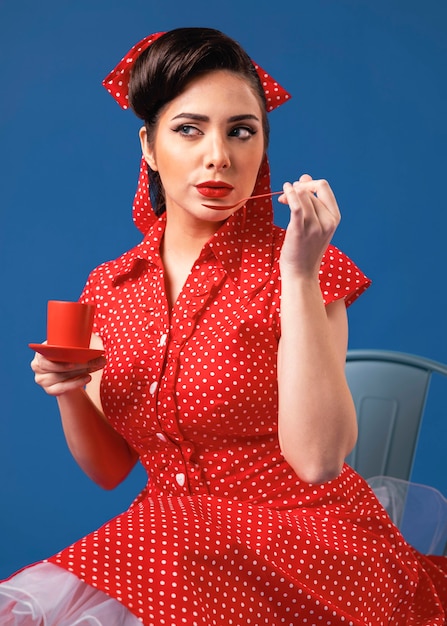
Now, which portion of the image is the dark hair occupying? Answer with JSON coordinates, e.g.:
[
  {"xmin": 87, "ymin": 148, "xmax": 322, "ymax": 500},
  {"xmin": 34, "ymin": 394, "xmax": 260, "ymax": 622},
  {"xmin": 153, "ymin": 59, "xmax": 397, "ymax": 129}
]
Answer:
[{"xmin": 128, "ymin": 27, "xmax": 270, "ymax": 215}]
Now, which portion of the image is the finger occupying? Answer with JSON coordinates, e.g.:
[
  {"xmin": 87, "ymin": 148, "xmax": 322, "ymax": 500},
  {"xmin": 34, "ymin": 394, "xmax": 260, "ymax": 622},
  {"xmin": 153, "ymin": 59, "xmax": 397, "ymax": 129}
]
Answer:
[
  {"xmin": 278, "ymin": 179, "xmax": 338, "ymax": 230},
  {"xmin": 299, "ymin": 173, "xmax": 313, "ymax": 183},
  {"xmin": 290, "ymin": 181, "xmax": 320, "ymax": 217},
  {"xmin": 34, "ymin": 363, "xmax": 90, "ymax": 383},
  {"xmin": 31, "ymin": 354, "xmax": 74, "ymax": 375},
  {"xmin": 279, "ymin": 182, "xmax": 315, "ymax": 217},
  {"xmin": 31, "ymin": 353, "xmax": 106, "ymax": 374},
  {"xmin": 86, "ymin": 356, "xmax": 107, "ymax": 372},
  {"xmin": 295, "ymin": 179, "xmax": 340, "ymax": 220},
  {"xmin": 40, "ymin": 374, "xmax": 93, "ymax": 397},
  {"xmin": 277, "ymin": 182, "xmax": 293, "ymax": 205},
  {"xmin": 277, "ymin": 175, "xmax": 312, "ymax": 203},
  {"xmin": 284, "ymin": 181, "xmax": 340, "ymax": 238},
  {"xmin": 34, "ymin": 361, "xmax": 94, "ymax": 390}
]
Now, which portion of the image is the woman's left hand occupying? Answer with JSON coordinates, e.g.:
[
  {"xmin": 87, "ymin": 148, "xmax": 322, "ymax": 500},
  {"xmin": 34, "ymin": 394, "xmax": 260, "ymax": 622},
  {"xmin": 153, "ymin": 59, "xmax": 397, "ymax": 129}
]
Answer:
[{"xmin": 278, "ymin": 174, "xmax": 341, "ymax": 278}]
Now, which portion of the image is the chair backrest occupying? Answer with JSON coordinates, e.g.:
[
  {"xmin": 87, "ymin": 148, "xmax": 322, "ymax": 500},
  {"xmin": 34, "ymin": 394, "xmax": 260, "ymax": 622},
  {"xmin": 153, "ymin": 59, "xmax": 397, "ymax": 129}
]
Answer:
[{"xmin": 345, "ymin": 349, "xmax": 447, "ymax": 480}]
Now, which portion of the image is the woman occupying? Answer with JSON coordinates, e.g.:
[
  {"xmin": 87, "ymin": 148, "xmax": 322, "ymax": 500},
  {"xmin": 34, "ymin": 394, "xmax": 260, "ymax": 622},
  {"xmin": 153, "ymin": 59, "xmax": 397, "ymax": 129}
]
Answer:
[{"xmin": 1, "ymin": 27, "xmax": 446, "ymax": 625}]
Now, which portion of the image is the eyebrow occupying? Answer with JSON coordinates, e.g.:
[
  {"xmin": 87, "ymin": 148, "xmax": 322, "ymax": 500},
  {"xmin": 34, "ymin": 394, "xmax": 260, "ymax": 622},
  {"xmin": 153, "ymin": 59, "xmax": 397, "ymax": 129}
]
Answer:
[{"xmin": 171, "ymin": 113, "xmax": 261, "ymax": 123}]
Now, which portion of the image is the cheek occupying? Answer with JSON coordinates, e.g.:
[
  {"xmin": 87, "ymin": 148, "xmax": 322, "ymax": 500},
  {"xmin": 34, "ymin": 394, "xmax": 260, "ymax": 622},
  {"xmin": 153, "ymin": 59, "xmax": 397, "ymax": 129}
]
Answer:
[
  {"xmin": 249, "ymin": 151, "xmax": 266, "ymax": 183},
  {"xmin": 155, "ymin": 142, "xmax": 188, "ymax": 179},
  {"xmin": 158, "ymin": 158, "xmax": 185, "ymax": 188}
]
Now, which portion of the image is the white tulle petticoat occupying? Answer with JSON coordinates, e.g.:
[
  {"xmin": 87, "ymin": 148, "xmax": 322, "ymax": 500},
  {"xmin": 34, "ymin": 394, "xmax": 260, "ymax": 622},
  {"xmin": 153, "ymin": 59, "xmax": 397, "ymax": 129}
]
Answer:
[{"xmin": 0, "ymin": 562, "xmax": 141, "ymax": 625}]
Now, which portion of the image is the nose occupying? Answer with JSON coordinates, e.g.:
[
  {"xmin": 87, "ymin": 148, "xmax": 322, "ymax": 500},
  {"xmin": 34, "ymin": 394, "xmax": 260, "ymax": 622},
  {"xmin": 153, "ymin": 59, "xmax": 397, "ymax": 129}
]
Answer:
[{"xmin": 204, "ymin": 134, "xmax": 231, "ymax": 170}]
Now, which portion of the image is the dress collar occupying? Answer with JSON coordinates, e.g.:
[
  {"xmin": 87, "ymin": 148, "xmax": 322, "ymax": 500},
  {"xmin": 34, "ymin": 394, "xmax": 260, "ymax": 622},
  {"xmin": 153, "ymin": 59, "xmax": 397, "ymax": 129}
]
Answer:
[{"xmin": 111, "ymin": 158, "xmax": 279, "ymax": 295}]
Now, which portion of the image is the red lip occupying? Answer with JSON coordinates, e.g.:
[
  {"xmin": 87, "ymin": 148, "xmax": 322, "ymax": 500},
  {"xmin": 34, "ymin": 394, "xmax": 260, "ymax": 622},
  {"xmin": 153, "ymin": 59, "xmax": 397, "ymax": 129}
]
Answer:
[{"xmin": 196, "ymin": 181, "xmax": 234, "ymax": 199}]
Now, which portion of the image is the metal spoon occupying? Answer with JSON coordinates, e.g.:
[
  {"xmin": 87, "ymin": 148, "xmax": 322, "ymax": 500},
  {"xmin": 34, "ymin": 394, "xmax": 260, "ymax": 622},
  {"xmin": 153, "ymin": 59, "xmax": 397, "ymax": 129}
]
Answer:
[{"xmin": 201, "ymin": 190, "xmax": 282, "ymax": 210}]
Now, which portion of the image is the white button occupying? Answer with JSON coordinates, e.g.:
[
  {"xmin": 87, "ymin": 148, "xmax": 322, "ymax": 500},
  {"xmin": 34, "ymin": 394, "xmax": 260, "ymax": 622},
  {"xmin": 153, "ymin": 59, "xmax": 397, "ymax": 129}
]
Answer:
[
  {"xmin": 156, "ymin": 432, "xmax": 167, "ymax": 442},
  {"xmin": 149, "ymin": 381, "xmax": 158, "ymax": 395},
  {"xmin": 175, "ymin": 473, "xmax": 186, "ymax": 487},
  {"xmin": 159, "ymin": 333, "xmax": 168, "ymax": 347}
]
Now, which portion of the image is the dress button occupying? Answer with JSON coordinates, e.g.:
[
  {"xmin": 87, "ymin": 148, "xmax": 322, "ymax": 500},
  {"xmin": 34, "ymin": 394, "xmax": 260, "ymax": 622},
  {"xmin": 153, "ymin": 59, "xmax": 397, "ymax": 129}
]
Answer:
[
  {"xmin": 175, "ymin": 473, "xmax": 186, "ymax": 487},
  {"xmin": 159, "ymin": 333, "xmax": 168, "ymax": 347},
  {"xmin": 149, "ymin": 381, "xmax": 158, "ymax": 395},
  {"xmin": 156, "ymin": 432, "xmax": 167, "ymax": 442}
]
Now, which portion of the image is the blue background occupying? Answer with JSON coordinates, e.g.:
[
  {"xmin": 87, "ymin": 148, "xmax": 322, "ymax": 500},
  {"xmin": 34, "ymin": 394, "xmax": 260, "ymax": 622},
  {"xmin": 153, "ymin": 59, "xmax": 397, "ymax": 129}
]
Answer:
[{"xmin": 1, "ymin": 0, "xmax": 447, "ymax": 578}]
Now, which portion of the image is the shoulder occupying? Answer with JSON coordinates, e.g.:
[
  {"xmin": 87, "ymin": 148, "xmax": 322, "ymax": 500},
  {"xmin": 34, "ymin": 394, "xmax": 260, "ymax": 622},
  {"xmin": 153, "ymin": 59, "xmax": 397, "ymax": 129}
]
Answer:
[
  {"xmin": 80, "ymin": 243, "xmax": 147, "ymax": 303},
  {"xmin": 84, "ymin": 218, "xmax": 166, "ymax": 292}
]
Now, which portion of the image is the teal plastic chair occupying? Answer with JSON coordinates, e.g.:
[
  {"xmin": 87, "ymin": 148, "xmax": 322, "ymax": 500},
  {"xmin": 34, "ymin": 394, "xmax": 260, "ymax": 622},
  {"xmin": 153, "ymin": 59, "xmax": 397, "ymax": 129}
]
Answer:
[
  {"xmin": 345, "ymin": 350, "xmax": 447, "ymax": 555},
  {"xmin": 345, "ymin": 349, "xmax": 447, "ymax": 480},
  {"xmin": 367, "ymin": 476, "xmax": 447, "ymax": 555}
]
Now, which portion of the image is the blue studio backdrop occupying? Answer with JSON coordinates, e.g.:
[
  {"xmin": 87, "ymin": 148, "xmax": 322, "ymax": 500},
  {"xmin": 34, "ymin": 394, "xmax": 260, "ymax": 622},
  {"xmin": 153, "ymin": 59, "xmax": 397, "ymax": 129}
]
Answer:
[{"xmin": 1, "ymin": 0, "xmax": 447, "ymax": 578}]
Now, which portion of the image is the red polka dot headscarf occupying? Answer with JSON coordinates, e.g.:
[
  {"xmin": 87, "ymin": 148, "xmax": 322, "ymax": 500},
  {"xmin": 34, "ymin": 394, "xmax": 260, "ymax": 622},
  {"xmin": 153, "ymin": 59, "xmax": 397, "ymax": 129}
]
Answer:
[{"xmin": 102, "ymin": 31, "xmax": 292, "ymax": 235}]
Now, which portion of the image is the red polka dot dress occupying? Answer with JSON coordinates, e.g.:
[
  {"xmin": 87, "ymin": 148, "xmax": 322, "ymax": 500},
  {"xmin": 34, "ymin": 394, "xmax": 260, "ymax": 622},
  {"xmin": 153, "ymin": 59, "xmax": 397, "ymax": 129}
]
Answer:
[
  {"xmin": 1, "ymin": 32, "xmax": 445, "ymax": 622},
  {"xmin": 33, "ymin": 189, "xmax": 446, "ymax": 624}
]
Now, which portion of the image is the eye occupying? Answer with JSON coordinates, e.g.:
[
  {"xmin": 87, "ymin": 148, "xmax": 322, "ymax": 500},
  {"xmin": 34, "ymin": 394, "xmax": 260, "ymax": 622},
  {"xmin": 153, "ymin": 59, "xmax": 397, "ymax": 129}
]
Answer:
[
  {"xmin": 229, "ymin": 126, "xmax": 256, "ymax": 140},
  {"xmin": 173, "ymin": 124, "xmax": 202, "ymax": 137}
]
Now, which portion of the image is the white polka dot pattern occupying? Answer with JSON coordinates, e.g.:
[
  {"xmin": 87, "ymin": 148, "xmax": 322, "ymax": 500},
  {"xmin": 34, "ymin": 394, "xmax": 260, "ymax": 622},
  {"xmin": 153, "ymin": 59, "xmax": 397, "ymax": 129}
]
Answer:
[
  {"xmin": 44, "ymin": 205, "xmax": 447, "ymax": 624},
  {"xmin": 102, "ymin": 32, "xmax": 292, "ymax": 237},
  {"xmin": 102, "ymin": 32, "xmax": 291, "ymax": 113},
  {"xmin": 102, "ymin": 32, "xmax": 165, "ymax": 110}
]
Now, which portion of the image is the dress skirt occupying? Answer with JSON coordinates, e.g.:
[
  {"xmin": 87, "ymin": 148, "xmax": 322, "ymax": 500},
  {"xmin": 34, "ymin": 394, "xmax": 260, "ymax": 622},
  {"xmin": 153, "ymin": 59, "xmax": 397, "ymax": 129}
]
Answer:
[{"xmin": 1, "ymin": 467, "xmax": 447, "ymax": 625}]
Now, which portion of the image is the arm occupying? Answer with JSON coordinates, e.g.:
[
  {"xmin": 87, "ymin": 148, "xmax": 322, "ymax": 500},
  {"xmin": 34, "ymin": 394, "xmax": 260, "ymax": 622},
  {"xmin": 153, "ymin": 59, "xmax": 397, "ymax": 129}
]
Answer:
[
  {"xmin": 31, "ymin": 333, "xmax": 138, "ymax": 489},
  {"xmin": 277, "ymin": 175, "xmax": 357, "ymax": 484}
]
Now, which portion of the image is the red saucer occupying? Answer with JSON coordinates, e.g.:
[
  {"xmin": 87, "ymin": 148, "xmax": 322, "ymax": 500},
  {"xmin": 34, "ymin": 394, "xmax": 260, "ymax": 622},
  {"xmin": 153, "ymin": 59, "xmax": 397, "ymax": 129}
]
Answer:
[{"xmin": 29, "ymin": 343, "xmax": 105, "ymax": 363}]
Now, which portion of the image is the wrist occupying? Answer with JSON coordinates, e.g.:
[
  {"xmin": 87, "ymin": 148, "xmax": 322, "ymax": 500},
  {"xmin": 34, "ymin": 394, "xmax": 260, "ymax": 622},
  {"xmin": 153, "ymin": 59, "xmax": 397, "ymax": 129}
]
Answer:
[{"xmin": 279, "ymin": 266, "xmax": 320, "ymax": 288}]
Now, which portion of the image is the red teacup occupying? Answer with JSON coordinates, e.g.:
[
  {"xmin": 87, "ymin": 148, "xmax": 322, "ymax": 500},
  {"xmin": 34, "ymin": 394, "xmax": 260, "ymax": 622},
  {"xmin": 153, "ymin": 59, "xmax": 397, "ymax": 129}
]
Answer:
[{"xmin": 47, "ymin": 300, "xmax": 95, "ymax": 348}]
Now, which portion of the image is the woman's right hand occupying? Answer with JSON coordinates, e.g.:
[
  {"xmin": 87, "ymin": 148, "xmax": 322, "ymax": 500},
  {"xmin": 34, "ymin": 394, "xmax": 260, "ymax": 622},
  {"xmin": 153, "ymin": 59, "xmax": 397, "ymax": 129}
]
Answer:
[
  {"xmin": 30, "ymin": 336, "xmax": 135, "ymax": 489},
  {"xmin": 31, "ymin": 352, "xmax": 107, "ymax": 397}
]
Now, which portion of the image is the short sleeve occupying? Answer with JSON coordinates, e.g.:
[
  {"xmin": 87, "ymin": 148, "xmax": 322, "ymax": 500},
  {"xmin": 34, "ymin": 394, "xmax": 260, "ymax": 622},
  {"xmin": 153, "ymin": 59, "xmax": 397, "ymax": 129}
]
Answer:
[
  {"xmin": 78, "ymin": 275, "xmax": 94, "ymax": 306},
  {"xmin": 319, "ymin": 245, "xmax": 371, "ymax": 307},
  {"xmin": 77, "ymin": 264, "xmax": 112, "ymax": 336}
]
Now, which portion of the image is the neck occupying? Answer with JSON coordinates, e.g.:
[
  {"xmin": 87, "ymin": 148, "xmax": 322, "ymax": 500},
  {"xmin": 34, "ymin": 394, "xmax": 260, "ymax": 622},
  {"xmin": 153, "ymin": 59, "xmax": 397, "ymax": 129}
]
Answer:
[
  {"xmin": 163, "ymin": 213, "xmax": 224, "ymax": 258},
  {"xmin": 160, "ymin": 215, "xmax": 223, "ymax": 310}
]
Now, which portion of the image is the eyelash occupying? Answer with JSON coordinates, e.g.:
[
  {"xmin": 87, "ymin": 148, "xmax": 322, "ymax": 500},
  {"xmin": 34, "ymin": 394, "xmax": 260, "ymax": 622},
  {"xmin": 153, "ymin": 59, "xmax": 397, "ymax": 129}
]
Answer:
[
  {"xmin": 172, "ymin": 124, "xmax": 257, "ymax": 140},
  {"xmin": 230, "ymin": 126, "xmax": 257, "ymax": 140}
]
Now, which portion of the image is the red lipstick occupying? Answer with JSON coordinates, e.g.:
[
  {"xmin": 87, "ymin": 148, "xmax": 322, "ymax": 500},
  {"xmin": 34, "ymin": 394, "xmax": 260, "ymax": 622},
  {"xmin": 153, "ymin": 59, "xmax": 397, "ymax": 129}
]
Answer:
[{"xmin": 196, "ymin": 181, "xmax": 233, "ymax": 199}]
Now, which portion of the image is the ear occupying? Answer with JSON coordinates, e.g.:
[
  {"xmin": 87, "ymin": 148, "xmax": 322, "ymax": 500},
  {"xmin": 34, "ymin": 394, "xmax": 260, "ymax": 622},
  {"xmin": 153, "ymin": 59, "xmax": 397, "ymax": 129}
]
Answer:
[{"xmin": 139, "ymin": 126, "xmax": 158, "ymax": 171}]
